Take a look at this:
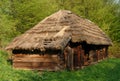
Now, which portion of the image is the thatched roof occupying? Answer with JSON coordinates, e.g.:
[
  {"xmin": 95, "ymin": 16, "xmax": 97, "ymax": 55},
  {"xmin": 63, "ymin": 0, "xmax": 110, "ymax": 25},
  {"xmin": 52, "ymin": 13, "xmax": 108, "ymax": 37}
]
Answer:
[{"xmin": 6, "ymin": 10, "xmax": 112, "ymax": 51}]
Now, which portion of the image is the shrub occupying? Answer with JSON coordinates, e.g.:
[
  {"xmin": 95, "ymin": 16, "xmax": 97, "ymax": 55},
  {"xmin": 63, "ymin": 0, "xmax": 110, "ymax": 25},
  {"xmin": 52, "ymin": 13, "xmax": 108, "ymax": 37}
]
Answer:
[{"xmin": 109, "ymin": 42, "xmax": 120, "ymax": 58}]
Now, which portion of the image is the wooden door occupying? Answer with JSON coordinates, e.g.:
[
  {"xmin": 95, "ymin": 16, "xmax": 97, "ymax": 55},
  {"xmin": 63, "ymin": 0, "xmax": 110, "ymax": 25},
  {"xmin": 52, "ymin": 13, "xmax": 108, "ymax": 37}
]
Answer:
[{"xmin": 73, "ymin": 45, "xmax": 84, "ymax": 69}]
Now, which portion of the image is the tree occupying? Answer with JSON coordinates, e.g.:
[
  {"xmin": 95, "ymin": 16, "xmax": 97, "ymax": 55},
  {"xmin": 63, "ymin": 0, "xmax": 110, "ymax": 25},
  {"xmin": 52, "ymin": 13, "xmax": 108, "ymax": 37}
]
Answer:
[
  {"xmin": 0, "ymin": 14, "xmax": 18, "ymax": 48},
  {"xmin": 9, "ymin": 0, "xmax": 58, "ymax": 33},
  {"xmin": 0, "ymin": 0, "xmax": 120, "ymax": 48},
  {"xmin": 0, "ymin": 0, "xmax": 18, "ymax": 48}
]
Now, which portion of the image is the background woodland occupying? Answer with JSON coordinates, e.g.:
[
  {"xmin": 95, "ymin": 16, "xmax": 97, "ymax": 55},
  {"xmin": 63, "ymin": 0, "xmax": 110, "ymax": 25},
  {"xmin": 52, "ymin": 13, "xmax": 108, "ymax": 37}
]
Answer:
[{"xmin": 0, "ymin": 0, "xmax": 120, "ymax": 56}]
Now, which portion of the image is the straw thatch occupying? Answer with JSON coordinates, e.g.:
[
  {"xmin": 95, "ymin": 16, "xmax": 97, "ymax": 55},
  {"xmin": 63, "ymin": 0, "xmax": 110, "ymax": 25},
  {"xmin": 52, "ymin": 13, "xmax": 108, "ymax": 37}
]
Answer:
[{"xmin": 6, "ymin": 10, "xmax": 112, "ymax": 51}]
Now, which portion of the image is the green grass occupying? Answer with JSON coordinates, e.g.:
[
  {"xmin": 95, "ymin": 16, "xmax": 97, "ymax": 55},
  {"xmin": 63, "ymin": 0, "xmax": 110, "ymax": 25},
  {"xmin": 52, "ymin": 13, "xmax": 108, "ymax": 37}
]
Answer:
[{"xmin": 0, "ymin": 50, "xmax": 120, "ymax": 81}]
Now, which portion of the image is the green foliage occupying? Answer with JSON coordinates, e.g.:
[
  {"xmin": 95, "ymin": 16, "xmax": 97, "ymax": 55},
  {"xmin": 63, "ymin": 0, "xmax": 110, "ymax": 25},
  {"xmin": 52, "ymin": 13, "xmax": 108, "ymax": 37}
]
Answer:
[
  {"xmin": 8, "ymin": 0, "xmax": 58, "ymax": 33},
  {"xmin": 0, "ymin": 14, "xmax": 18, "ymax": 48},
  {"xmin": 109, "ymin": 13, "xmax": 120, "ymax": 42},
  {"xmin": 109, "ymin": 42, "xmax": 120, "ymax": 58},
  {"xmin": 0, "ymin": 50, "xmax": 120, "ymax": 81},
  {"xmin": 0, "ymin": 0, "xmax": 120, "ymax": 53}
]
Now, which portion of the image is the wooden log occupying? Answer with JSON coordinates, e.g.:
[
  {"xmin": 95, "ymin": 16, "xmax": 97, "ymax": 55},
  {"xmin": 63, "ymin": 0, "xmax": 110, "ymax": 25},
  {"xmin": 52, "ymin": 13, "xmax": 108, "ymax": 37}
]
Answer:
[
  {"xmin": 77, "ymin": 45, "xmax": 82, "ymax": 68},
  {"xmin": 71, "ymin": 49, "xmax": 74, "ymax": 70},
  {"xmin": 99, "ymin": 49, "xmax": 104, "ymax": 60},
  {"xmin": 73, "ymin": 52, "xmax": 78, "ymax": 68},
  {"xmin": 13, "ymin": 62, "xmax": 57, "ymax": 67},
  {"xmin": 101, "ymin": 49, "xmax": 104, "ymax": 59},
  {"xmin": 105, "ymin": 46, "xmax": 108, "ymax": 58},
  {"xmin": 99, "ymin": 49, "xmax": 102, "ymax": 60},
  {"xmin": 93, "ymin": 50, "xmax": 97, "ymax": 62},
  {"xmin": 67, "ymin": 46, "xmax": 72, "ymax": 70},
  {"xmin": 81, "ymin": 50, "xmax": 84, "ymax": 66},
  {"xmin": 13, "ymin": 54, "xmax": 58, "ymax": 58},
  {"xmin": 64, "ymin": 50, "xmax": 67, "ymax": 68},
  {"xmin": 83, "ymin": 54, "xmax": 89, "ymax": 66},
  {"xmin": 13, "ymin": 62, "xmax": 59, "ymax": 70},
  {"xmin": 89, "ymin": 50, "xmax": 94, "ymax": 63},
  {"xmin": 102, "ymin": 48, "xmax": 106, "ymax": 58},
  {"xmin": 73, "ymin": 47, "xmax": 77, "ymax": 68},
  {"xmin": 12, "ymin": 54, "xmax": 62, "ymax": 71},
  {"xmin": 96, "ymin": 50, "xmax": 99, "ymax": 62},
  {"xmin": 64, "ymin": 45, "xmax": 73, "ymax": 70},
  {"xmin": 13, "ymin": 57, "xmax": 59, "ymax": 63},
  {"xmin": 13, "ymin": 62, "xmax": 32, "ymax": 67},
  {"xmin": 17, "ymin": 62, "xmax": 57, "ymax": 66},
  {"xmin": 78, "ymin": 51, "xmax": 81, "ymax": 67}
]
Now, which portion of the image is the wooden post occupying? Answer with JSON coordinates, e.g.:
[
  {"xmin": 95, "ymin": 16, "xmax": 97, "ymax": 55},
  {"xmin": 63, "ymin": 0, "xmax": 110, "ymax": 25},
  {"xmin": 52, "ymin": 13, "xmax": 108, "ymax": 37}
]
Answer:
[
  {"xmin": 64, "ymin": 51, "xmax": 67, "ymax": 68},
  {"xmin": 77, "ymin": 45, "xmax": 81, "ymax": 68},
  {"xmin": 78, "ymin": 51, "xmax": 81, "ymax": 67},
  {"xmin": 100, "ymin": 49, "xmax": 103, "ymax": 60},
  {"xmin": 96, "ymin": 50, "xmax": 99, "ymax": 62},
  {"xmin": 93, "ymin": 50, "xmax": 97, "ymax": 62},
  {"xmin": 68, "ymin": 47, "xmax": 74, "ymax": 70},
  {"xmin": 64, "ymin": 45, "xmax": 73, "ymax": 70},
  {"xmin": 71, "ymin": 49, "xmax": 74, "ymax": 70},
  {"xmin": 105, "ymin": 46, "xmax": 108, "ymax": 58},
  {"xmin": 102, "ymin": 48, "xmax": 106, "ymax": 59},
  {"xmin": 101, "ymin": 49, "xmax": 104, "ymax": 60},
  {"xmin": 81, "ymin": 49, "xmax": 84, "ymax": 66}
]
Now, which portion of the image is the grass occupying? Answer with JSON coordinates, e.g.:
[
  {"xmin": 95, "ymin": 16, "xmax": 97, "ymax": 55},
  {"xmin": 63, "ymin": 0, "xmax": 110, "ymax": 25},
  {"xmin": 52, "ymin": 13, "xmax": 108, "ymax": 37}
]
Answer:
[
  {"xmin": 42, "ymin": 58, "xmax": 120, "ymax": 81},
  {"xmin": 0, "ymin": 50, "xmax": 120, "ymax": 81}
]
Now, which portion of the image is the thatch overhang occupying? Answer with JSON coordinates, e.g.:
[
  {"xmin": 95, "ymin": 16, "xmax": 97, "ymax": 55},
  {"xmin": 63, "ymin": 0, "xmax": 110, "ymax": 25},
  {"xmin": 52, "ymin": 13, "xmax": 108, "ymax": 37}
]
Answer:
[{"xmin": 6, "ymin": 10, "xmax": 112, "ymax": 51}]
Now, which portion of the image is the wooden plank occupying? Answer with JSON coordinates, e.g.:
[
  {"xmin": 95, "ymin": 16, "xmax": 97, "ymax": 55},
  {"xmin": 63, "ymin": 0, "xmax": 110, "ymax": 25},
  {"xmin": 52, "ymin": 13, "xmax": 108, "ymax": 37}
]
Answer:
[
  {"xmin": 102, "ymin": 48, "xmax": 105, "ymax": 58},
  {"xmin": 13, "ymin": 65, "xmax": 58, "ymax": 69},
  {"xmin": 77, "ymin": 50, "xmax": 81, "ymax": 68},
  {"xmin": 64, "ymin": 51, "xmax": 67, "ymax": 68},
  {"xmin": 13, "ymin": 62, "xmax": 58, "ymax": 66},
  {"xmin": 12, "ymin": 54, "xmax": 63, "ymax": 71},
  {"xmin": 81, "ymin": 50, "xmax": 84, "ymax": 66},
  {"xmin": 96, "ymin": 50, "xmax": 99, "ymax": 61},
  {"xmin": 100, "ymin": 50, "xmax": 104, "ymax": 60},
  {"xmin": 105, "ymin": 46, "xmax": 108, "ymax": 58},
  {"xmin": 13, "ymin": 62, "xmax": 59, "ymax": 69},
  {"xmin": 92, "ymin": 50, "xmax": 98, "ymax": 62},
  {"xmin": 13, "ymin": 66, "xmax": 59, "ymax": 71},
  {"xmin": 13, "ymin": 54, "xmax": 58, "ymax": 58},
  {"xmin": 83, "ymin": 54, "xmax": 89, "ymax": 66},
  {"xmin": 13, "ymin": 57, "xmax": 59, "ymax": 63},
  {"xmin": 14, "ymin": 66, "xmax": 60, "ymax": 71},
  {"xmin": 13, "ymin": 62, "xmax": 32, "ymax": 67},
  {"xmin": 13, "ymin": 56, "xmax": 58, "ymax": 59}
]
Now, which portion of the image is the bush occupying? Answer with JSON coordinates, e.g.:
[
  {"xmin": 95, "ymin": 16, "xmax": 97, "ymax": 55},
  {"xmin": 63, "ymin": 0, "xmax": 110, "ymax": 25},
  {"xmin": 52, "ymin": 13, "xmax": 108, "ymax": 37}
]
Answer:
[{"xmin": 109, "ymin": 42, "xmax": 120, "ymax": 58}]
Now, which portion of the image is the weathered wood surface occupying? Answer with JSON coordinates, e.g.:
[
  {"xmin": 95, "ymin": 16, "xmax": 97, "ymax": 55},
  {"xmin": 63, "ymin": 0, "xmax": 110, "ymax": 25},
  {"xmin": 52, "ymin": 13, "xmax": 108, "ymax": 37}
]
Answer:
[
  {"xmin": 13, "ymin": 54, "xmax": 57, "ymax": 58},
  {"xmin": 88, "ymin": 47, "xmax": 109, "ymax": 63},
  {"xmin": 64, "ymin": 46, "xmax": 74, "ymax": 70},
  {"xmin": 12, "ymin": 46, "xmax": 109, "ymax": 71},
  {"xmin": 64, "ymin": 45, "xmax": 86, "ymax": 70},
  {"xmin": 13, "ymin": 54, "xmax": 61, "ymax": 71}
]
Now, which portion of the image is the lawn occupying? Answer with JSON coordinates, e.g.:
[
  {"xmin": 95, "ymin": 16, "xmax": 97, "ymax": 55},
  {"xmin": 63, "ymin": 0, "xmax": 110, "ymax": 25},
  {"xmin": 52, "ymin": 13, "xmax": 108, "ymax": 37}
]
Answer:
[{"xmin": 0, "ymin": 50, "xmax": 120, "ymax": 81}]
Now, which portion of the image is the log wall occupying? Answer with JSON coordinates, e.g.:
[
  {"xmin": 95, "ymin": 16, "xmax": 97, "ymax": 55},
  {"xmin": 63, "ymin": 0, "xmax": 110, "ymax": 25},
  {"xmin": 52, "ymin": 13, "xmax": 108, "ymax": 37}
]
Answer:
[
  {"xmin": 13, "ymin": 54, "xmax": 62, "ymax": 71},
  {"xmin": 12, "ymin": 46, "xmax": 109, "ymax": 71}
]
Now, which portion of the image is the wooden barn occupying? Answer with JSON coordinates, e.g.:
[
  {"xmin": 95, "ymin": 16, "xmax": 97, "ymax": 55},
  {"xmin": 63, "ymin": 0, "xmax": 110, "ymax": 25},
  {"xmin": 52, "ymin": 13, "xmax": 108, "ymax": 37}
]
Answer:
[{"xmin": 6, "ymin": 10, "xmax": 112, "ymax": 71}]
